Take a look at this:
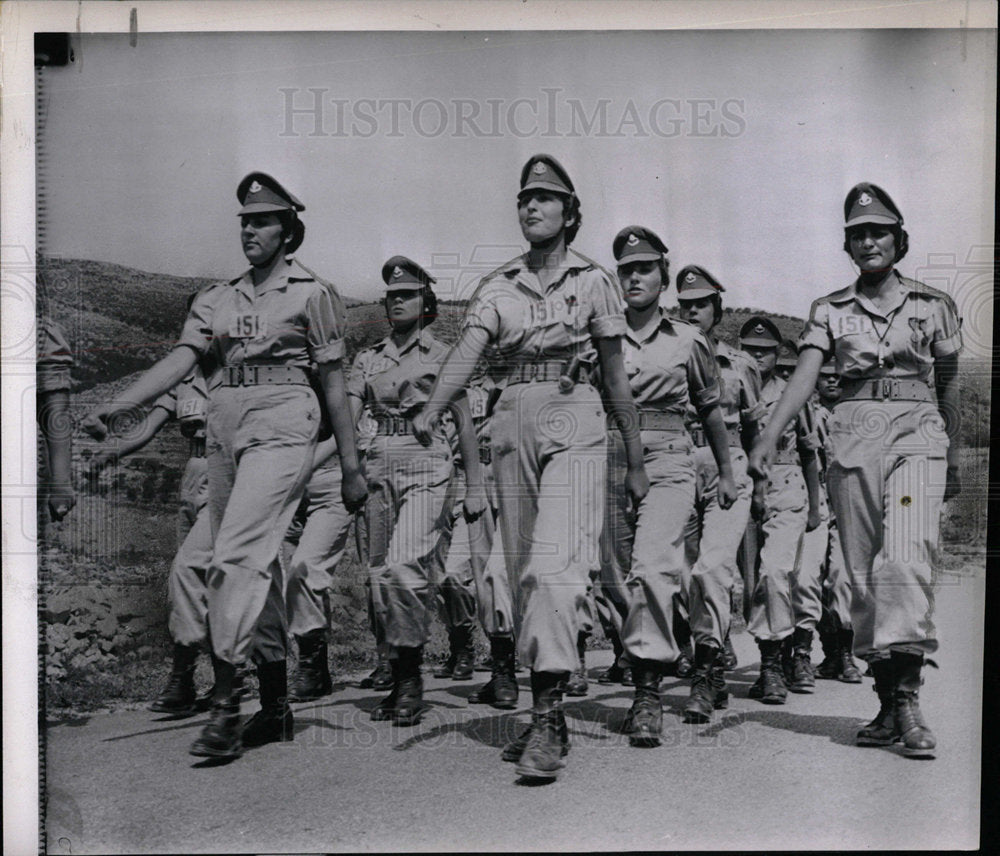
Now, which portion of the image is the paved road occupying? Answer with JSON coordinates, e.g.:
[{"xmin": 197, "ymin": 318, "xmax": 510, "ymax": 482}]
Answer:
[{"xmin": 44, "ymin": 566, "xmax": 983, "ymax": 854}]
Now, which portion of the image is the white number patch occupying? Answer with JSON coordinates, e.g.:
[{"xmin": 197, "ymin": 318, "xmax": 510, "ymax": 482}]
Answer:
[
  {"xmin": 229, "ymin": 313, "xmax": 267, "ymax": 339},
  {"xmin": 526, "ymin": 296, "xmax": 576, "ymax": 330},
  {"xmin": 178, "ymin": 397, "xmax": 204, "ymax": 418},
  {"xmin": 832, "ymin": 313, "xmax": 874, "ymax": 338}
]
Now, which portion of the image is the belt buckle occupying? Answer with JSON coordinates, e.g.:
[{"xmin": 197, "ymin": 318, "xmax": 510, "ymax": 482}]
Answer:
[
  {"xmin": 229, "ymin": 364, "xmax": 244, "ymax": 386},
  {"xmin": 879, "ymin": 378, "xmax": 898, "ymax": 399}
]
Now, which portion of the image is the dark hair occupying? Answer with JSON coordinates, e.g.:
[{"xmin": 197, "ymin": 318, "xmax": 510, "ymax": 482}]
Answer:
[
  {"xmin": 677, "ymin": 292, "xmax": 723, "ymax": 327},
  {"xmin": 562, "ymin": 195, "xmax": 582, "ymax": 245},
  {"xmin": 843, "ymin": 223, "xmax": 909, "ymax": 264},
  {"xmin": 276, "ymin": 211, "xmax": 306, "ymax": 255},
  {"xmin": 382, "ymin": 284, "xmax": 438, "ymax": 327}
]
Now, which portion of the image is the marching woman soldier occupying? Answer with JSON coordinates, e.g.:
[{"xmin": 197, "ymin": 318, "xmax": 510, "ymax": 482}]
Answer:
[
  {"xmin": 750, "ymin": 182, "xmax": 961, "ymax": 758},
  {"xmin": 89, "ymin": 363, "xmax": 215, "ymax": 715},
  {"xmin": 414, "ymin": 155, "xmax": 649, "ymax": 781},
  {"xmin": 348, "ymin": 256, "xmax": 485, "ymax": 726},
  {"xmin": 676, "ymin": 265, "xmax": 764, "ymax": 721},
  {"xmin": 810, "ymin": 358, "xmax": 863, "ymax": 683},
  {"xmin": 605, "ymin": 232, "xmax": 735, "ymax": 745},
  {"xmin": 740, "ymin": 317, "xmax": 822, "ymax": 703},
  {"xmin": 83, "ymin": 172, "xmax": 367, "ymax": 760}
]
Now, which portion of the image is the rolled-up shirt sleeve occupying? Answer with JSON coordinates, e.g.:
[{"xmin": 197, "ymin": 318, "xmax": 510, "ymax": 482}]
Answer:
[
  {"xmin": 687, "ymin": 331, "xmax": 721, "ymax": 411},
  {"xmin": 462, "ymin": 280, "xmax": 502, "ymax": 338},
  {"xmin": 586, "ymin": 270, "xmax": 627, "ymax": 339},
  {"xmin": 798, "ymin": 299, "xmax": 834, "ymax": 358},
  {"xmin": 930, "ymin": 294, "xmax": 963, "ymax": 358},
  {"xmin": 306, "ymin": 283, "xmax": 346, "ymax": 364},
  {"xmin": 175, "ymin": 284, "xmax": 219, "ymax": 357}
]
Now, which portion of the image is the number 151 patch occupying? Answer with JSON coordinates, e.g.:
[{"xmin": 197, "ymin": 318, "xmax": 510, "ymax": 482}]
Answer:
[
  {"xmin": 832, "ymin": 314, "xmax": 874, "ymax": 338},
  {"xmin": 229, "ymin": 313, "xmax": 267, "ymax": 339}
]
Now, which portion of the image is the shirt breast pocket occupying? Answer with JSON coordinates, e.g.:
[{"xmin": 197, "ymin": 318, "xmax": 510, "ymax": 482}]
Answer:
[{"xmin": 831, "ymin": 314, "xmax": 874, "ymax": 340}]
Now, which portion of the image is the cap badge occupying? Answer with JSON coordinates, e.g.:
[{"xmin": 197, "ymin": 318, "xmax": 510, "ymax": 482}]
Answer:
[
  {"xmin": 858, "ymin": 192, "xmax": 872, "ymax": 206},
  {"xmin": 626, "ymin": 234, "xmax": 639, "ymax": 246},
  {"xmin": 248, "ymin": 180, "xmax": 263, "ymax": 194},
  {"xmin": 754, "ymin": 324, "xmax": 765, "ymax": 334},
  {"xmin": 685, "ymin": 272, "xmax": 697, "ymax": 284},
  {"xmin": 532, "ymin": 161, "xmax": 547, "ymax": 175},
  {"xmin": 392, "ymin": 266, "xmax": 404, "ymax": 279}
]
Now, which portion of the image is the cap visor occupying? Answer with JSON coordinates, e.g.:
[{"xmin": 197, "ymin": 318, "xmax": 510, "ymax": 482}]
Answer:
[
  {"xmin": 739, "ymin": 337, "xmax": 778, "ymax": 347},
  {"xmin": 518, "ymin": 181, "xmax": 571, "ymax": 196},
  {"xmin": 676, "ymin": 286, "xmax": 718, "ymax": 300},
  {"xmin": 845, "ymin": 213, "xmax": 899, "ymax": 227},
  {"xmin": 238, "ymin": 202, "xmax": 292, "ymax": 215},
  {"xmin": 617, "ymin": 251, "xmax": 663, "ymax": 264},
  {"xmin": 385, "ymin": 281, "xmax": 422, "ymax": 291}
]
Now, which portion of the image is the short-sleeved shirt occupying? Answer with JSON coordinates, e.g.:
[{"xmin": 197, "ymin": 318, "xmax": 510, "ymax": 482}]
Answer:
[
  {"xmin": 175, "ymin": 258, "xmax": 346, "ymax": 374},
  {"xmin": 798, "ymin": 271, "xmax": 963, "ymax": 382},
  {"xmin": 686, "ymin": 337, "xmax": 764, "ymax": 434},
  {"xmin": 812, "ymin": 398, "xmax": 836, "ymax": 469},
  {"xmin": 152, "ymin": 366, "xmax": 208, "ymax": 439},
  {"xmin": 622, "ymin": 310, "xmax": 720, "ymax": 415},
  {"xmin": 347, "ymin": 328, "xmax": 451, "ymax": 418},
  {"xmin": 462, "ymin": 249, "xmax": 626, "ymax": 371},
  {"xmin": 761, "ymin": 375, "xmax": 819, "ymax": 456},
  {"xmin": 38, "ymin": 316, "xmax": 74, "ymax": 393}
]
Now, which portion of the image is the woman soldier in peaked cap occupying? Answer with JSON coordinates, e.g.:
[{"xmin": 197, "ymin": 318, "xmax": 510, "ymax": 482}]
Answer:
[
  {"xmin": 84, "ymin": 172, "xmax": 367, "ymax": 760},
  {"xmin": 414, "ymin": 155, "xmax": 649, "ymax": 782},
  {"xmin": 749, "ymin": 182, "xmax": 963, "ymax": 758}
]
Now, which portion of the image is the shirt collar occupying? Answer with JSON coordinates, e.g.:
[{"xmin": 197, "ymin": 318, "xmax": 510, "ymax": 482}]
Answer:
[
  {"xmin": 831, "ymin": 269, "xmax": 912, "ymax": 317},
  {"xmin": 232, "ymin": 260, "xmax": 296, "ymax": 298},
  {"xmin": 625, "ymin": 306, "xmax": 676, "ymax": 346},
  {"xmin": 377, "ymin": 327, "xmax": 436, "ymax": 361},
  {"xmin": 502, "ymin": 249, "xmax": 592, "ymax": 296}
]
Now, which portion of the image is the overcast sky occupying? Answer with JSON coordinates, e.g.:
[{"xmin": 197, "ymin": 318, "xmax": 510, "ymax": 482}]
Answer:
[{"xmin": 38, "ymin": 29, "xmax": 995, "ymax": 325}]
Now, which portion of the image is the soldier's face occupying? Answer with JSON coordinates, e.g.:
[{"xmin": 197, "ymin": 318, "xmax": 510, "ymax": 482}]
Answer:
[
  {"xmin": 241, "ymin": 214, "xmax": 285, "ymax": 266},
  {"xmin": 848, "ymin": 225, "xmax": 896, "ymax": 273},
  {"xmin": 618, "ymin": 261, "xmax": 662, "ymax": 310},
  {"xmin": 385, "ymin": 289, "xmax": 424, "ymax": 328},
  {"xmin": 817, "ymin": 373, "xmax": 841, "ymax": 403},
  {"xmin": 678, "ymin": 297, "xmax": 715, "ymax": 334},
  {"xmin": 743, "ymin": 345, "xmax": 777, "ymax": 377},
  {"xmin": 517, "ymin": 191, "xmax": 571, "ymax": 244}
]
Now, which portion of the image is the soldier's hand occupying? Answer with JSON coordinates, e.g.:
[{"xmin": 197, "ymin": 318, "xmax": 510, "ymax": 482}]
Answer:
[
  {"xmin": 463, "ymin": 481, "xmax": 488, "ymax": 523},
  {"xmin": 341, "ymin": 470, "xmax": 368, "ymax": 513},
  {"xmin": 747, "ymin": 439, "xmax": 772, "ymax": 481},
  {"xmin": 48, "ymin": 483, "xmax": 76, "ymax": 521},
  {"xmin": 718, "ymin": 472, "xmax": 738, "ymax": 510},
  {"xmin": 750, "ymin": 487, "xmax": 766, "ymax": 521},
  {"xmin": 625, "ymin": 466, "xmax": 650, "ymax": 513},
  {"xmin": 806, "ymin": 505, "xmax": 822, "ymax": 532},
  {"xmin": 411, "ymin": 410, "xmax": 436, "ymax": 447},
  {"xmin": 81, "ymin": 406, "xmax": 112, "ymax": 441}
]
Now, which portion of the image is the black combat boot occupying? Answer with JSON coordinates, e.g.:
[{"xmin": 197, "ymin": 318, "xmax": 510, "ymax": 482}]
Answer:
[
  {"xmin": 856, "ymin": 657, "xmax": 897, "ymax": 747},
  {"xmin": 435, "ymin": 626, "xmax": 475, "ymax": 680},
  {"xmin": 837, "ymin": 629, "xmax": 863, "ymax": 683},
  {"xmin": 468, "ymin": 635, "xmax": 519, "ymax": 709},
  {"xmin": 150, "ymin": 643, "xmax": 199, "ymax": 715},
  {"xmin": 710, "ymin": 661, "xmax": 729, "ymax": 710},
  {"xmin": 289, "ymin": 629, "xmax": 333, "ymax": 702},
  {"xmin": 189, "ymin": 659, "xmax": 244, "ymax": 759},
  {"xmin": 891, "ymin": 651, "xmax": 937, "ymax": 758},
  {"xmin": 623, "ymin": 661, "xmax": 663, "ymax": 747},
  {"xmin": 683, "ymin": 644, "xmax": 720, "ymax": 724},
  {"xmin": 748, "ymin": 639, "xmax": 787, "ymax": 704},
  {"xmin": 372, "ymin": 647, "xmax": 425, "ymax": 725},
  {"xmin": 816, "ymin": 627, "xmax": 841, "ymax": 679},
  {"xmin": 788, "ymin": 627, "xmax": 816, "ymax": 693},
  {"xmin": 512, "ymin": 671, "xmax": 571, "ymax": 780},
  {"xmin": 360, "ymin": 652, "xmax": 393, "ymax": 690},
  {"xmin": 565, "ymin": 632, "xmax": 589, "ymax": 697},
  {"xmin": 242, "ymin": 659, "xmax": 294, "ymax": 747},
  {"xmin": 597, "ymin": 633, "xmax": 628, "ymax": 684},
  {"xmin": 720, "ymin": 630, "xmax": 738, "ymax": 671}
]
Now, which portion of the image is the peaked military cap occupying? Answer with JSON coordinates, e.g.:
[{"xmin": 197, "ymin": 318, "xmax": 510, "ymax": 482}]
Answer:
[
  {"xmin": 676, "ymin": 264, "xmax": 725, "ymax": 300},
  {"xmin": 844, "ymin": 182, "xmax": 903, "ymax": 228},
  {"xmin": 776, "ymin": 339, "xmax": 799, "ymax": 369},
  {"xmin": 519, "ymin": 154, "xmax": 575, "ymax": 197},
  {"xmin": 237, "ymin": 172, "xmax": 305, "ymax": 215},
  {"xmin": 739, "ymin": 316, "xmax": 782, "ymax": 348},
  {"xmin": 613, "ymin": 226, "xmax": 668, "ymax": 264},
  {"xmin": 382, "ymin": 255, "xmax": 436, "ymax": 291},
  {"xmin": 819, "ymin": 356, "xmax": 839, "ymax": 376}
]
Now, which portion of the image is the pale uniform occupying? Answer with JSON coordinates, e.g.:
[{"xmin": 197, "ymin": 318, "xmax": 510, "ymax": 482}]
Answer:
[
  {"xmin": 682, "ymin": 339, "xmax": 764, "ymax": 648},
  {"xmin": 283, "ymin": 454, "xmax": 355, "ymax": 638},
  {"xmin": 175, "ymin": 257, "xmax": 346, "ymax": 665},
  {"xmin": 463, "ymin": 249, "xmax": 625, "ymax": 673},
  {"xmin": 747, "ymin": 374, "xmax": 819, "ymax": 642},
  {"xmin": 348, "ymin": 328, "xmax": 454, "ymax": 650},
  {"xmin": 605, "ymin": 311, "xmax": 720, "ymax": 665},
  {"xmin": 433, "ymin": 380, "xmax": 516, "ymax": 638},
  {"xmin": 150, "ymin": 367, "xmax": 213, "ymax": 647},
  {"xmin": 798, "ymin": 272, "xmax": 962, "ymax": 658},
  {"xmin": 809, "ymin": 401, "xmax": 852, "ymax": 630}
]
